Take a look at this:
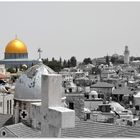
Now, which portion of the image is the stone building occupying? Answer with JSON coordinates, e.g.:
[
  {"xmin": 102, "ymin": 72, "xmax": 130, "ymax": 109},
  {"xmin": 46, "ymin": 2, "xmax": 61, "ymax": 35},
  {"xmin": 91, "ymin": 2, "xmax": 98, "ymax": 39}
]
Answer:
[
  {"xmin": 0, "ymin": 92, "xmax": 14, "ymax": 115},
  {"xmin": 91, "ymin": 82, "xmax": 114, "ymax": 100},
  {"xmin": 65, "ymin": 93, "xmax": 85, "ymax": 120}
]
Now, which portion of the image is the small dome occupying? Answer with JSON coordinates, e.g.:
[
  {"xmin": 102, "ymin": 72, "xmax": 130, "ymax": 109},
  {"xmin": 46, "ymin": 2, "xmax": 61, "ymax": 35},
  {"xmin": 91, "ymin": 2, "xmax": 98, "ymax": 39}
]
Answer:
[
  {"xmin": 5, "ymin": 39, "xmax": 28, "ymax": 54},
  {"xmin": 89, "ymin": 90, "xmax": 98, "ymax": 95},
  {"xmin": 14, "ymin": 63, "xmax": 55, "ymax": 101},
  {"xmin": 112, "ymin": 53, "xmax": 119, "ymax": 58}
]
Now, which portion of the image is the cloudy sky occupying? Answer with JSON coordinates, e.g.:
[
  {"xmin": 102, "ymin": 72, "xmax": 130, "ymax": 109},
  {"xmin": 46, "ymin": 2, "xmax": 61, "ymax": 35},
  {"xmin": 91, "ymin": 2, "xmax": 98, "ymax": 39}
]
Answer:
[{"xmin": 0, "ymin": 2, "xmax": 140, "ymax": 61}]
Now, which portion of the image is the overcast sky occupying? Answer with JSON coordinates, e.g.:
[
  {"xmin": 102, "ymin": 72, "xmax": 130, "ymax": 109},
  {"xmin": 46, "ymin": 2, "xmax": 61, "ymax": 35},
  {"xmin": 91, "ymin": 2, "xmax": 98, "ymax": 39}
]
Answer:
[{"xmin": 0, "ymin": 2, "xmax": 140, "ymax": 61}]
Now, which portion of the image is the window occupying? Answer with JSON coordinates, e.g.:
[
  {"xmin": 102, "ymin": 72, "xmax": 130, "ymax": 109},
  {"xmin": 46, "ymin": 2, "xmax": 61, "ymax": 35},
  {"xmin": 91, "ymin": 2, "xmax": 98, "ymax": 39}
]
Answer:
[
  {"xmin": 119, "ymin": 84, "xmax": 122, "ymax": 87},
  {"xmin": 69, "ymin": 102, "xmax": 74, "ymax": 110},
  {"xmin": 1, "ymin": 130, "xmax": 7, "ymax": 137},
  {"xmin": 85, "ymin": 94, "xmax": 89, "ymax": 99},
  {"xmin": 87, "ymin": 113, "xmax": 90, "ymax": 119},
  {"xmin": 135, "ymin": 105, "xmax": 139, "ymax": 110},
  {"xmin": 0, "ymin": 102, "xmax": 2, "ymax": 107},
  {"xmin": 10, "ymin": 100, "xmax": 12, "ymax": 114},
  {"xmin": 69, "ymin": 88, "xmax": 72, "ymax": 92},
  {"xmin": 7, "ymin": 100, "xmax": 9, "ymax": 114},
  {"xmin": 38, "ymin": 122, "xmax": 41, "ymax": 129}
]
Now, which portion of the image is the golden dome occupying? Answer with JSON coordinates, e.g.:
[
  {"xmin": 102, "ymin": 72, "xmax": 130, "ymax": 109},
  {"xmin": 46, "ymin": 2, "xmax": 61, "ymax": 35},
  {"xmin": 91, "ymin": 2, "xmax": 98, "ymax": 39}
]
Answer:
[{"xmin": 5, "ymin": 39, "xmax": 28, "ymax": 54}]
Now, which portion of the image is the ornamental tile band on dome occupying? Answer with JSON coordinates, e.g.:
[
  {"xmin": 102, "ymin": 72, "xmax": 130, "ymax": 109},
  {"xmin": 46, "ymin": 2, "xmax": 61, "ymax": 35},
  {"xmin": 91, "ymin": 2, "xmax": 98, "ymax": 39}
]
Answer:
[
  {"xmin": 5, "ymin": 39, "xmax": 28, "ymax": 59},
  {"xmin": 14, "ymin": 63, "xmax": 55, "ymax": 101}
]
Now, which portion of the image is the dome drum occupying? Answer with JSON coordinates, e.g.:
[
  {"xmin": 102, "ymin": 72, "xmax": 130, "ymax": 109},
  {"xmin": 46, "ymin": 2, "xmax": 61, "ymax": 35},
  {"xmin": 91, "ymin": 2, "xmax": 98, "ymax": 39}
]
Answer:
[{"xmin": 5, "ymin": 53, "xmax": 28, "ymax": 59}]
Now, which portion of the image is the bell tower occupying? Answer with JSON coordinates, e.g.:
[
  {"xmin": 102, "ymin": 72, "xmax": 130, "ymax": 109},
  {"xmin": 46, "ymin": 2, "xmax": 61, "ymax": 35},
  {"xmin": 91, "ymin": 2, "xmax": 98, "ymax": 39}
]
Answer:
[{"xmin": 124, "ymin": 45, "xmax": 130, "ymax": 64}]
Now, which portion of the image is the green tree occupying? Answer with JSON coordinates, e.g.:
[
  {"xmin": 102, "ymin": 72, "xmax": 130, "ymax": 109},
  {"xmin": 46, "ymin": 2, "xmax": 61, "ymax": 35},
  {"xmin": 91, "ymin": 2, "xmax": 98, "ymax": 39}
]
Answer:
[
  {"xmin": 92, "ymin": 67, "xmax": 101, "ymax": 75},
  {"xmin": 110, "ymin": 56, "xmax": 116, "ymax": 64},
  {"xmin": 59, "ymin": 57, "xmax": 62, "ymax": 66},
  {"xmin": 106, "ymin": 55, "xmax": 110, "ymax": 66},
  {"xmin": 63, "ymin": 59, "xmax": 67, "ymax": 68},
  {"xmin": 43, "ymin": 58, "xmax": 62, "ymax": 72},
  {"xmin": 52, "ymin": 57, "xmax": 55, "ymax": 62},
  {"xmin": 70, "ymin": 56, "xmax": 77, "ymax": 67},
  {"xmin": 83, "ymin": 58, "xmax": 92, "ymax": 65},
  {"xmin": 47, "ymin": 60, "xmax": 61, "ymax": 72},
  {"xmin": 7, "ymin": 67, "xmax": 16, "ymax": 73},
  {"xmin": 130, "ymin": 56, "xmax": 134, "ymax": 61},
  {"xmin": 42, "ymin": 58, "xmax": 49, "ymax": 65},
  {"xmin": 67, "ymin": 60, "xmax": 71, "ymax": 68}
]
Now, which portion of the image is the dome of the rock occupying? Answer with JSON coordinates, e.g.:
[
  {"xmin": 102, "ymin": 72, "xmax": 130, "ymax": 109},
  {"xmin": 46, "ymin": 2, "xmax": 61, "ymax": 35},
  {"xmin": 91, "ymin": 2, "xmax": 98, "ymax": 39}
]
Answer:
[{"xmin": 5, "ymin": 39, "xmax": 28, "ymax": 54}]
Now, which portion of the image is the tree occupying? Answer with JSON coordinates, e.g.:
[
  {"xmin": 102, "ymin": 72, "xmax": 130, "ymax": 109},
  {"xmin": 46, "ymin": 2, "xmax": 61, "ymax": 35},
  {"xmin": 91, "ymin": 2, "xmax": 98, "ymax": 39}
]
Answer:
[
  {"xmin": 63, "ymin": 59, "xmax": 67, "ymax": 68},
  {"xmin": 42, "ymin": 58, "xmax": 49, "ymax": 65},
  {"xmin": 59, "ymin": 57, "xmax": 62, "ymax": 66},
  {"xmin": 83, "ymin": 58, "xmax": 92, "ymax": 65},
  {"xmin": 7, "ymin": 67, "xmax": 16, "ymax": 73},
  {"xmin": 106, "ymin": 55, "xmax": 110, "ymax": 66},
  {"xmin": 130, "ymin": 56, "xmax": 134, "ymax": 61},
  {"xmin": 47, "ymin": 60, "xmax": 61, "ymax": 72},
  {"xmin": 67, "ymin": 60, "xmax": 71, "ymax": 68},
  {"xmin": 42, "ymin": 57, "xmax": 62, "ymax": 72},
  {"xmin": 92, "ymin": 67, "xmax": 101, "ymax": 75},
  {"xmin": 52, "ymin": 57, "xmax": 55, "ymax": 62},
  {"xmin": 110, "ymin": 56, "xmax": 116, "ymax": 64},
  {"xmin": 117, "ymin": 58, "xmax": 124, "ymax": 64},
  {"xmin": 70, "ymin": 56, "xmax": 77, "ymax": 67}
]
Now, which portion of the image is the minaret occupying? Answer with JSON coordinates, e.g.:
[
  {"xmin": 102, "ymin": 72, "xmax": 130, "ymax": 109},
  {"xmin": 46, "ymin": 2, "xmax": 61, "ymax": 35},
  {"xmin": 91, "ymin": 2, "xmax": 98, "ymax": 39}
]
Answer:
[{"xmin": 124, "ymin": 45, "xmax": 130, "ymax": 64}]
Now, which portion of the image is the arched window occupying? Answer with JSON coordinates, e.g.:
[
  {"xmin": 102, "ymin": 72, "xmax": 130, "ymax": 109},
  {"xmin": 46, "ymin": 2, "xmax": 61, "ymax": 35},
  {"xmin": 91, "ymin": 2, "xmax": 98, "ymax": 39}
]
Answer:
[{"xmin": 7, "ymin": 100, "xmax": 9, "ymax": 114}]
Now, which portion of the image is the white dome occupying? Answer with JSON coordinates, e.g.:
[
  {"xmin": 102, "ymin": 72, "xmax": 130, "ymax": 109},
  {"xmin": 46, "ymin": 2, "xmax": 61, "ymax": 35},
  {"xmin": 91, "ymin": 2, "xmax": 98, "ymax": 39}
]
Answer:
[
  {"xmin": 89, "ymin": 90, "xmax": 98, "ymax": 95},
  {"xmin": 14, "ymin": 63, "xmax": 55, "ymax": 101}
]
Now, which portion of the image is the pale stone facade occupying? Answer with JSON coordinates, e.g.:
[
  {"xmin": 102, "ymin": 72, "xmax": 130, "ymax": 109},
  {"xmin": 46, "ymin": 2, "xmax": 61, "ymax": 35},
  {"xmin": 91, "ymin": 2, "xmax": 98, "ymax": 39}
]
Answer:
[
  {"xmin": 30, "ymin": 102, "xmax": 42, "ymax": 130},
  {"xmin": 41, "ymin": 74, "xmax": 75, "ymax": 137},
  {"xmin": 0, "ymin": 92, "xmax": 14, "ymax": 115},
  {"xmin": 65, "ymin": 93, "xmax": 84, "ymax": 120}
]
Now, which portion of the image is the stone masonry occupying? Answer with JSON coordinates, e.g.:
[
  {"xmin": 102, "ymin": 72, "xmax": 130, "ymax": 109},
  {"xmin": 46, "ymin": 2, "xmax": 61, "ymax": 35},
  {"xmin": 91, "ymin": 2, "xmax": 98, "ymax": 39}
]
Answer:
[{"xmin": 65, "ymin": 93, "xmax": 85, "ymax": 120}]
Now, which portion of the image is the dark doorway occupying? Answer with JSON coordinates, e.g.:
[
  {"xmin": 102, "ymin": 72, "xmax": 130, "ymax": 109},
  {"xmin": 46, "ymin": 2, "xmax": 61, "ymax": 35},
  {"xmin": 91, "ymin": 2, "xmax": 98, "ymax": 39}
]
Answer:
[
  {"xmin": 87, "ymin": 113, "xmax": 90, "ymax": 119},
  {"xmin": 69, "ymin": 102, "xmax": 74, "ymax": 109}
]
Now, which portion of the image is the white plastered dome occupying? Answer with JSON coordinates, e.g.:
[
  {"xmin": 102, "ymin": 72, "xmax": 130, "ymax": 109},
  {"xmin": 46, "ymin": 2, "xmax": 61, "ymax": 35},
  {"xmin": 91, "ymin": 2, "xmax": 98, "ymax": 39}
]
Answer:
[{"xmin": 14, "ymin": 63, "xmax": 55, "ymax": 101}]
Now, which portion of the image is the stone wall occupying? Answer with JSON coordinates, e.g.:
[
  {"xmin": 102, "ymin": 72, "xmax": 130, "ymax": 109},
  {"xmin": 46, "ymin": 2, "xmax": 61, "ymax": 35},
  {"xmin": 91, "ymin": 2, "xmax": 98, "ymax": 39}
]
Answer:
[
  {"xmin": 66, "ymin": 93, "xmax": 84, "ymax": 120},
  {"xmin": 84, "ymin": 99, "xmax": 103, "ymax": 111}
]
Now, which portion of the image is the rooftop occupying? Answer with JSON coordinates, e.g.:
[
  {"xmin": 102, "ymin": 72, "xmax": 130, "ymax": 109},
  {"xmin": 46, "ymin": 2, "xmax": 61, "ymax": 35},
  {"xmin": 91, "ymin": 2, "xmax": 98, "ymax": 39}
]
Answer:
[
  {"xmin": 2, "ymin": 118, "xmax": 140, "ymax": 138},
  {"xmin": 0, "ymin": 114, "xmax": 13, "ymax": 128},
  {"xmin": 1, "ymin": 123, "xmax": 41, "ymax": 137},
  {"xmin": 91, "ymin": 82, "xmax": 114, "ymax": 88}
]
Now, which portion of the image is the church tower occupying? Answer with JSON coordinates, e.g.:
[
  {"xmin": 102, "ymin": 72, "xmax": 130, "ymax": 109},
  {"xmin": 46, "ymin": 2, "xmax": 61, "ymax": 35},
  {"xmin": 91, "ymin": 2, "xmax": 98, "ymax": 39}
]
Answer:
[{"xmin": 124, "ymin": 45, "xmax": 130, "ymax": 64}]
